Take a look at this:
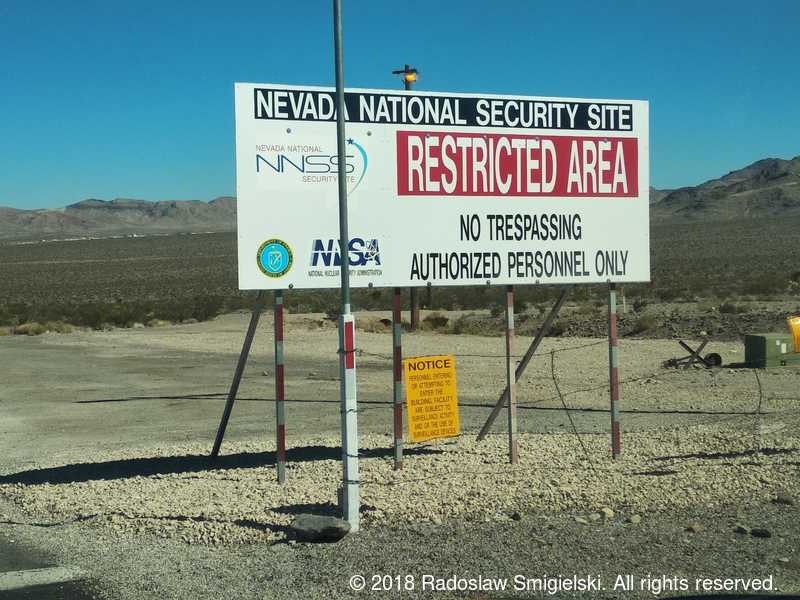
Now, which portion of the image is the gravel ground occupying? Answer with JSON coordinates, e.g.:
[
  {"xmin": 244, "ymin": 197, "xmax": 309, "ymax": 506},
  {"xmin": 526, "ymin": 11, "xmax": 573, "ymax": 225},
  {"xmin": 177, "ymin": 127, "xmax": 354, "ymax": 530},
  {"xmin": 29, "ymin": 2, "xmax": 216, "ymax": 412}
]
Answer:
[
  {"xmin": 1, "ymin": 423, "xmax": 800, "ymax": 547},
  {"xmin": 1, "ymin": 313, "xmax": 799, "ymax": 598}
]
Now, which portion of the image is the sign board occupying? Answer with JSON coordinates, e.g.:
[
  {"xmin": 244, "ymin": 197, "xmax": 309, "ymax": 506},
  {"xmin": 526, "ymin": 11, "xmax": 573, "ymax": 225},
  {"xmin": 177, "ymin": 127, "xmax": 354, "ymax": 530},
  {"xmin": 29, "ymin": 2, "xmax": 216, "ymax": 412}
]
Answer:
[
  {"xmin": 234, "ymin": 83, "xmax": 649, "ymax": 290},
  {"xmin": 404, "ymin": 355, "xmax": 459, "ymax": 443}
]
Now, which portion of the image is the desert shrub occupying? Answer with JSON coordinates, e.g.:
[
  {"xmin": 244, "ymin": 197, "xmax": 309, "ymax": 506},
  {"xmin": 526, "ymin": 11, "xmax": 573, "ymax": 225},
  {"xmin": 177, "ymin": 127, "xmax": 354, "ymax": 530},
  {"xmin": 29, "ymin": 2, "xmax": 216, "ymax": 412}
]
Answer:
[
  {"xmin": 0, "ymin": 305, "xmax": 14, "ymax": 326},
  {"xmin": 488, "ymin": 303, "xmax": 503, "ymax": 318},
  {"xmin": 546, "ymin": 320, "xmax": 565, "ymax": 337},
  {"xmin": 719, "ymin": 301, "xmax": 746, "ymax": 314},
  {"xmin": 0, "ymin": 296, "xmax": 225, "ymax": 332},
  {"xmin": 14, "ymin": 322, "xmax": 48, "ymax": 335},
  {"xmin": 451, "ymin": 314, "xmax": 497, "ymax": 336},
  {"xmin": 358, "ymin": 317, "xmax": 390, "ymax": 333},
  {"xmin": 571, "ymin": 287, "xmax": 590, "ymax": 301},
  {"xmin": 0, "ymin": 326, "xmax": 11, "ymax": 336},
  {"xmin": 630, "ymin": 315, "xmax": 657, "ymax": 335},
  {"xmin": 655, "ymin": 287, "xmax": 679, "ymax": 302},
  {"xmin": 450, "ymin": 315, "xmax": 471, "ymax": 335},
  {"xmin": 43, "ymin": 321, "xmax": 74, "ymax": 333},
  {"xmin": 574, "ymin": 302, "xmax": 598, "ymax": 316},
  {"xmin": 633, "ymin": 298, "xmax": 648, "ymax": 313},
  {"xmin": 191, "ymin": 296, "xmax": 224, "ymax": 322},
  {"xmin": 741, "ymin": 274, "xmax": 787, "ymax": 297},
  {"xmin": 423, "ymin": 312, "xmax": 449, "ymax": 330}
]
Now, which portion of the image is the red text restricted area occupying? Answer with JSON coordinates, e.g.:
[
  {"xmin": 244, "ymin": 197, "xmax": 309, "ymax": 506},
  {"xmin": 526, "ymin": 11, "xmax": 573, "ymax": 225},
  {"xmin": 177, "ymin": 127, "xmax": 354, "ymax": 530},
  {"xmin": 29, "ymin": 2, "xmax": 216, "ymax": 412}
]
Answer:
[{"xmin": 396, "ymin": 131, "xmax": 638, "ymax": 197}]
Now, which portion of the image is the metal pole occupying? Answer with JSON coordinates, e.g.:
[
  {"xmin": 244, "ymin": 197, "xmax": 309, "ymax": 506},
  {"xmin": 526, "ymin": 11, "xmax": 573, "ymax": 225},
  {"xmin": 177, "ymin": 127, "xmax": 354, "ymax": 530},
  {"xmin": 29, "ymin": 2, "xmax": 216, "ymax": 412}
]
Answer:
[
  {"xmin": 410, "ymin": 289, "xmax": 420, "ymax": 331},
  {"xmin": 608, "ymin": 282, "xmax": 621, "ymax": 458},
  {"xmin": 333, "ymin": 0, "xmax": 359, "ymax": 531},
  {"xmin": 402, "ymin": 65, "xmax": 421, "ymax": 332},
  {"xmin": 274, "ymin": 290, "xmax": 286, "ymax": 483},
  {"xmin": 392, "ymin": 287, "xmax": 404, "ymax": 469},
  {"xmin": 477, "ymin": 288, "xmax": 569, "ymax": 441},
  {"xmin": 505, "ymin": 285, "xmax": 519, "ymax": 464},
  {"xmin": 211, "ymin": 290, "xmax": 266, "ymax": 458}
]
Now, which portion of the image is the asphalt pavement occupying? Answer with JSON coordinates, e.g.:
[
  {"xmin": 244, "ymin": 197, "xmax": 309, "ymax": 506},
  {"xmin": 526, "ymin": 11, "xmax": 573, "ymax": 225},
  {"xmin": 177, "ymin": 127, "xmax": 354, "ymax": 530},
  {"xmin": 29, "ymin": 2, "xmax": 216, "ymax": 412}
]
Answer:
[{"xmin": 0, "ymin": 532, "xmax": 98, "ymax": 600}]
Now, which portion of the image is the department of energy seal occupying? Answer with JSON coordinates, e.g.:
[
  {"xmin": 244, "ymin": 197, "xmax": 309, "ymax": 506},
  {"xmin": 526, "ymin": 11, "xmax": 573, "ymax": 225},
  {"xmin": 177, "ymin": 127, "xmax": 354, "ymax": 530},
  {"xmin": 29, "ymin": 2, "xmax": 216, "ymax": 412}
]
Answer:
[{"xmin": 257, "ymin": 239, "xmax": 293, "ymax": 277}]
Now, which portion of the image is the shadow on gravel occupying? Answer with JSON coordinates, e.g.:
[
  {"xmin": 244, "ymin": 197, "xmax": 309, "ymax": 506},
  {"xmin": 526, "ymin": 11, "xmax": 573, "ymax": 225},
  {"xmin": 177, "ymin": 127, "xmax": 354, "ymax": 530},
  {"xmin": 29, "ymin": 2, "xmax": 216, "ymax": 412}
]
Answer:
[
  {"xmin": 233, "ymin": 518, "xmax": 292, "ymax": 535},
  {"xmin": 272, "ymin": 501, "xmax": 339, "ymax": 516},
  {"xmin": 654, "ymin": 447, "xmax": 798, "ymax": 461},
  {"xmin": 0, "ymin": 445, "xmax": 442, "ymax": 486},
  {"xmin": 631, "ymin": 468, "xmax": 680, "ymax": 477}
]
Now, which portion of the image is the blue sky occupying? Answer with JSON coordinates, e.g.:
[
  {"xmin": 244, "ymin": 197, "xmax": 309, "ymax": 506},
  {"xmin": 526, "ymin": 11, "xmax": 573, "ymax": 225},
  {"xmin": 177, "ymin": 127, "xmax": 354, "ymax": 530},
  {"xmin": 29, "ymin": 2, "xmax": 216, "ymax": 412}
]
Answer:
[{"xmin": 1, "ymin": 0, "xmax": 798, "ymax": 209}]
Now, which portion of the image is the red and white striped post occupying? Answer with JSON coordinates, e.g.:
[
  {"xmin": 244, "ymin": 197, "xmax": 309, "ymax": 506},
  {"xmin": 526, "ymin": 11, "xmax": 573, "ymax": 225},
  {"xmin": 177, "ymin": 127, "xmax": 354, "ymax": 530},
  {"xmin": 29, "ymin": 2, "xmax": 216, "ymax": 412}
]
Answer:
[
  {"xmin": 608, "ymin": 282, "xmax": 621, "ymax": 458},
  {"xmin": 392, "ymin": 288, "xmax": 404, "ymax": 469},
  {"xmin": 274, "ymin": 290, "xmax": 286, "ymax": 483},
  {"xmin": 505, "ymin": 285, "xmax": 519, "ymax": 464},
  {"xmin": 333, "ymin": 0, "xmax": 359, "ymax": 530},
  {"xmin": 339, "ymin": 311, "xmax": 359, "ymax": 527}
]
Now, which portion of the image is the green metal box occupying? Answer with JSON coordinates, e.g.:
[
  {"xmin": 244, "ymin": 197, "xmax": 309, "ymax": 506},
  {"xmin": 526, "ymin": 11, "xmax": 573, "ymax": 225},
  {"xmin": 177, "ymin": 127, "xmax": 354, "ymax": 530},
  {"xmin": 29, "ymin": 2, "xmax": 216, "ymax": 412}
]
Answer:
[{"xmin": 745, "ymin": 333, "xmax": 800, "ymax": 368}]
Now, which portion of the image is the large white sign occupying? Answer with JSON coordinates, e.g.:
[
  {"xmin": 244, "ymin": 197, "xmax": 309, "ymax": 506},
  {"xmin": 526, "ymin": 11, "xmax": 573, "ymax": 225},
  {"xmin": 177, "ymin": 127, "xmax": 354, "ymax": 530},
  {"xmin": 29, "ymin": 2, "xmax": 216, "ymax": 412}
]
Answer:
[{"xmin": 234, "ymin": 83, "xmax": 649, "ymax": 290}]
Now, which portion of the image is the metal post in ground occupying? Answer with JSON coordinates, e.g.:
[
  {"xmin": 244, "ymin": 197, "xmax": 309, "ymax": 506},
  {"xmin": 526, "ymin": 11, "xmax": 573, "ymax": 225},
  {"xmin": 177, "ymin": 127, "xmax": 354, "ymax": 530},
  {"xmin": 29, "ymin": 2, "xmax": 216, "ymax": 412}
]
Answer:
[
  {"xmin": 338, "ymin": 312, "xmax": 359, "ymax": 527},
  {"xmin": 477, "ymin": 288, "xmax": 569, "ymax": 442},
  {"xmin": 410, "ymin": 288, "xmax": 420, "ymax": 331},
  {"xmin": 274, "ymin": 290, "xmax": 286, "ymax": 483},
  {"xmin": 505, "ymin": 285, "xmax": 519, "ymax": 464},
  {"xmin": 392, "ymin": 63, "xmax": 421, "ymax": 332},
  {"xmin": 608, "ymin": 282, "xmax": 621, "ymax": 458},
  {"xmin": 333, "ymin": 0, "xmax": 360, "ymax": 530},
  {"xmin": 211, "ymin": 290, "xmax": 266, "ymax": 458},
  {"xmin": 392, "ymin": 287, "xmax": 404, "ymax": 469}
]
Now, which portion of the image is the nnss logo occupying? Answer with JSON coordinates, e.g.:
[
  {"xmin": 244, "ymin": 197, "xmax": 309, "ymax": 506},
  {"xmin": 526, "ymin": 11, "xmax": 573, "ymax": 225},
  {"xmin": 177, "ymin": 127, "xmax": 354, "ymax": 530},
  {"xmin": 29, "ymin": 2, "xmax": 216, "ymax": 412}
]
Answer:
[
  {"xmin": 310, "ymin": 238, "xmax": 381, "ymax": 267},
  {"xmin": 256, "ymin": 138, "xmax": 368, "ymax": 194}
]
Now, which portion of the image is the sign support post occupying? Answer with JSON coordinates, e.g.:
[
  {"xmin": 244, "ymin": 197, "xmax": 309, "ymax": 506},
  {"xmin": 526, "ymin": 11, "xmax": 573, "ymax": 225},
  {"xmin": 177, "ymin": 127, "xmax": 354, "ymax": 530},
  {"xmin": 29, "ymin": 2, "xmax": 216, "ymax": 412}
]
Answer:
[
  {"xmin": 333, "ymin": 0, "xmax": 360, "ymax": 531},
  {"xmin": 211, "ymin": 290, "xmax": 266, "ymax": 458},
  {"xmin": 392, "ymin": 287, "xmax": 404, "ymax": 469},
  {"xmin": 477, "ymin": 288, "xmax": 569, "ymax": 442},
  {"xmin": 505, "ymin": 285, "xmax": 519, "ymax": 463},
  {"xmin": 608, "ymin": 282, "xmax": 621, "ymax": 458},
  {"xmin": 393, "ymin": 63, "xmax": 421, "ymax": 332},
  {"xmin": 403, "ymin": 69, "xmax": 420, "ymax": 333},
  {"xmin": 274, "ymin": 290, "xmax": 287, "ymax": 483}
]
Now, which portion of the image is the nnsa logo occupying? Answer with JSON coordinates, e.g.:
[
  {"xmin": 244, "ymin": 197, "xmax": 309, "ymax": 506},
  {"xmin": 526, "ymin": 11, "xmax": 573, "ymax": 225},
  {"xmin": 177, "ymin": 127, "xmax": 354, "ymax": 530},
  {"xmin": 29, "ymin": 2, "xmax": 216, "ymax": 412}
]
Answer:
[{"xmin": 311, "ymin": 238, "xmax": 381, "ymax": 267}]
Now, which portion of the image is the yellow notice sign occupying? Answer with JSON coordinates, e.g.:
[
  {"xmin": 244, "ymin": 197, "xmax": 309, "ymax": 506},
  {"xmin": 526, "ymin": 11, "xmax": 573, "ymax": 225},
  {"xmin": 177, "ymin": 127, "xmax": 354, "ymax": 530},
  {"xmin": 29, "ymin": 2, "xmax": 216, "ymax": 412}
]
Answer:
[{"xmin": 404, "ymin": 355, "xmax": 459, "ymax": 443}]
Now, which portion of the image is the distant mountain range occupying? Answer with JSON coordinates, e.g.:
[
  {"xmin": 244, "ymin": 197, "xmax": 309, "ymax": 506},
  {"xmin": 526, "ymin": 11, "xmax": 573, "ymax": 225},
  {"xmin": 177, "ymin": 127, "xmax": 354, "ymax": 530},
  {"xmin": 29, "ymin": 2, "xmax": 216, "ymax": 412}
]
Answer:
[
  {"xmin": 650, "ymin": 156, "xmax": 800, "ymax": 221},
  {"xmin": 1, "ymin": 155, "xmax": 798, "ymax": 240},
  {"xmin": 0, "ymin": 197, "xmax": 236, "ymax": 241}
]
